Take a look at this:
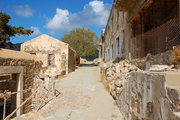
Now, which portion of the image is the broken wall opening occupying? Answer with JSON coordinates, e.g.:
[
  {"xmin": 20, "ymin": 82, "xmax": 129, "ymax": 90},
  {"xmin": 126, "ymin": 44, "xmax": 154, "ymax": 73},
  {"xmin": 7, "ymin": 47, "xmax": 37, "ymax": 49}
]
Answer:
[
  {"xmin": 0, "ymin": 73, "xmax": 19, "ymax": 120},
  {"xmin": 48, "ymin": 54, "xmax": 55, "ymax": 66}
]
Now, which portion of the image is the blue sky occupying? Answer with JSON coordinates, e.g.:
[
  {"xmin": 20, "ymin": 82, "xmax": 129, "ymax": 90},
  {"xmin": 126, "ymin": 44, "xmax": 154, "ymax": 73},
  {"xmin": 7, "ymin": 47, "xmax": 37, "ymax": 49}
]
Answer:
[{"xmin": 0, "ymin": 0, "xmax": 113, "ymax": 44}]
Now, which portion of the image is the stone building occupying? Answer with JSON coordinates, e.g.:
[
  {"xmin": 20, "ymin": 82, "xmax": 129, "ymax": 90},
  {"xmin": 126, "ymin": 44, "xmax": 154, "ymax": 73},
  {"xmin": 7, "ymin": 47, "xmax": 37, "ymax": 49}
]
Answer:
[
  {"xmin": 100, "ymin": 0, "xmax": 180, "ymax": 120},
  {"xmin": 21, "ymin": 34, "xmax": 77, "ymax": 77},
  {"xmin": 0, "ymin": 49, "xmax": 43, "ymax": 119},
  {"xmin": 99, "ymin": 29, "xmax": 105, "ymax": 60},
  {"xmin": 100, "ymin": 0, "xmax": 180, "ymax": 66}
]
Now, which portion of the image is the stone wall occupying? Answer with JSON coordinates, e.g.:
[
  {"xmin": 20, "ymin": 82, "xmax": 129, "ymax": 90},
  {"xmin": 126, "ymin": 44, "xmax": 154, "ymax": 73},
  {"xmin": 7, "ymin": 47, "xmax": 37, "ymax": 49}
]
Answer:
[
  {"xmin": 68, "ymin": 47, "xmax": 76, "ymax": 73},
  {"xmin": 103, "ymin": 5, "xmax": 134, "ymax": 61},
  {"xmin": 101, "ymin": 0, "xmax": 179, "ymax": 62},
  {"xmin": 0, "ymin": 49, "xmax": 58, "ymax": 118},
  {"xmin": 21, "ymin": 34, "xmax": 77, "ymax": 75},
  {"xmin": 0, "ymin": 57, "xmax": 42, "ymax": 113},
  {"xmin": 130, "ymin": 50, "xmax": 176, "ymax": 70},
  {"xmin": 101, "ymin": 61, "xmax": 180, "ymax": 120},
  {"xmin": 115, "ymin": 72, "xmax": 180, "ymax": 120}
]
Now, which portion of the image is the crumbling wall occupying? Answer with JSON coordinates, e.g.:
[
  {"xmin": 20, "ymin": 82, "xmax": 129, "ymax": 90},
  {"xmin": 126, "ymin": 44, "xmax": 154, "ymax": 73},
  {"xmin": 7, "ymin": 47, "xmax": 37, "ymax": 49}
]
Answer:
[
  {"xmin": 131, "ymin": 49, "xmax": 179, "ymax": 70},
  {"xmin": 32, "ymin": 76, "xmax": 55, "ymax": 111},
  {"xmin": 101, "ymin": 60, "xmax": 180, "ymax": 120},
  {"xmin": 0, "ymin": 57, "xmax": 42, "ymax": 113},
  {"xmin": 116, "ymin": 72, "xmax": 179, "ymax": 120},
  {"xmin": 21, "ymin": 34, "xmax": 74, "ymax": 75}
]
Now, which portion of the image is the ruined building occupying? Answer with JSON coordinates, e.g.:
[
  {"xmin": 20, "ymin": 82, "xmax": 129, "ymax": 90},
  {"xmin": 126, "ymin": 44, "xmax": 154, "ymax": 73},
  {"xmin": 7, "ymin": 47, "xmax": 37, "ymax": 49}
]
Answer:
[
  {"xmin": 0, "ymin": 34, "xmax": 77, "ymax": 119},
  {"xmin": 99, "ymin": 0, "xmax": 179, "ymax": 67},
  {"xmin": 100, "ymin": 0, "xmax": 180, "ymax": 120},
  {"xmin": 21, "ymin": 34, "xmax": 77, "ymax": 77},
  {"xmin": 0, "ymin": 49, "xmax": 43, "ymax": 119}
]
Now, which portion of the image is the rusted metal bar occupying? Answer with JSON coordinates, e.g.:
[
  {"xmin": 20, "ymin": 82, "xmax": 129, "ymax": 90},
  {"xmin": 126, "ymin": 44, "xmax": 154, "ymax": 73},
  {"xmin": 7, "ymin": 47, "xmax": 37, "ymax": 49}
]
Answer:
[
  {"xmin": 4, "ymin": 89, "xmax": 38, "ymax": 120},
  {"xmin": 0, "ymin": 76, "xmax": 52, "ymax": 120},
  {"xmin": 3, "ymin": 98, "xmax": 6, "ymax": 120}
]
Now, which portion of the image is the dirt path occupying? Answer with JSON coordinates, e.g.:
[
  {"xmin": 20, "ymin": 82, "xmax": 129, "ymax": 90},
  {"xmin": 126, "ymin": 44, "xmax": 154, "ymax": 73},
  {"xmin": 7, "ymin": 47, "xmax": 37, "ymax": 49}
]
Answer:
[{"xmin": 18, "ymin": 63, "xmax": 123, "ymax": 120}]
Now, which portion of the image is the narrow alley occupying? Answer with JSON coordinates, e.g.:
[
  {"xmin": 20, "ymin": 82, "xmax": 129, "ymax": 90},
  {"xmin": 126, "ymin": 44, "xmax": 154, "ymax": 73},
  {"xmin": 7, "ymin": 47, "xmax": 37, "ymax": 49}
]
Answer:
[
  {"xmin": 1, "ymin": 0, "xmax": 179, "ymax": 119},
  {"xmin": 17, "ymin": 62, "xmax": 123, "ymax": 120}
]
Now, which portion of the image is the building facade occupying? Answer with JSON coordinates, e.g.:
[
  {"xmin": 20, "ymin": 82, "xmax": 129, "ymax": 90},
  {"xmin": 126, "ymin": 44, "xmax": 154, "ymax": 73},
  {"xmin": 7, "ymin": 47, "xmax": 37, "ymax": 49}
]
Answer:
[
  {"xmin": 100, "ymin": 0, "xmax": 180, "ymax": 63},
  {"xmin": 21, "ymin": 34, "xmax": 77, "ymax": 77}
]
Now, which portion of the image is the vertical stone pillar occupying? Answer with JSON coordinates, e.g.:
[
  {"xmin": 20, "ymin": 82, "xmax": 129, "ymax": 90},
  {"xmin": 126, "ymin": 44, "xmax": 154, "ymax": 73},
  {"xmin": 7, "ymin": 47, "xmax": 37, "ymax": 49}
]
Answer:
[
  {"xmin": 16, "ymin": 67, "xmax": 24, "ymax": 116},
  {"xmin": 179, "ymin": 0, "xmax": 180, "ymax": 22}
]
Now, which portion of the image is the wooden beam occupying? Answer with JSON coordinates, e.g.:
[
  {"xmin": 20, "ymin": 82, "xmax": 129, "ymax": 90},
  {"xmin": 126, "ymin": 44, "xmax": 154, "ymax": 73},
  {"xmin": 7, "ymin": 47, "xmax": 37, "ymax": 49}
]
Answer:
[
  {"xmin": 130, "ymin": 0, "xmax": 153, "ymax": 22},
  {"xmin": 0, "ymin": 75, "xmax": 11, "ymax": 81}
]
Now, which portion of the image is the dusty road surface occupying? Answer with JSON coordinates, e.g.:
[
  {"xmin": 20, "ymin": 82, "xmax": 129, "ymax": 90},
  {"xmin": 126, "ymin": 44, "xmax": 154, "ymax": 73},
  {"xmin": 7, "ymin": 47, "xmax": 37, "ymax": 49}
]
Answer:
[{"xmin": 17, "ymin": 62, "xmax": 123, "ymax": 120}]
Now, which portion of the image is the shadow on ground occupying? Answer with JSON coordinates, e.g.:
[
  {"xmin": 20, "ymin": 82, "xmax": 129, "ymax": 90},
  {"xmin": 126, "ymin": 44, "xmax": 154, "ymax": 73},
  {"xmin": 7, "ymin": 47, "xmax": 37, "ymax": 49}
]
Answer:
[{"xmin": 79, "ymin": 62, "xmax": 97, "ymax": 67}]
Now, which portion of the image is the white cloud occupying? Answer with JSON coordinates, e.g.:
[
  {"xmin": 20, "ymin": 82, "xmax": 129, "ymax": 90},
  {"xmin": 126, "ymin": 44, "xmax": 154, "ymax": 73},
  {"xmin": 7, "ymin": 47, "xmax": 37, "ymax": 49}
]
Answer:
[
  {"xmin": 89, "ymin": 0, "xmax": 104, "ymax": 13},
  {"xmin": 89, "ymin": 0, "xmax": 110, "ymax": 25},
  {"xmin": 30, "ymin": 26, "xmax": 41, "ymax": 36},
  {"xmin": 46, "ymin": 8, "xmax": 70, "ymax": 31},
  {"xmin": 46, "ymin": 0, "xmax": 111, "ymax": 32},
  {"xmin": 14, "ymin": 5, "xmax": 34, "ymax": 17}
]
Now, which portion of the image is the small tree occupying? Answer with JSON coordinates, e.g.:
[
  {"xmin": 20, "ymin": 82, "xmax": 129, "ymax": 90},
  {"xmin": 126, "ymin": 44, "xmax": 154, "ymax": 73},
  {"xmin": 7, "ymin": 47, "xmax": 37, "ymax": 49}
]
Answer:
[
  {"xmin": 0, "ymin": 12, "xmax": 33, "ymax": 47},
  {"xmin": 62, "ymin": 28, "xmax": 99, "ymax": 57}
]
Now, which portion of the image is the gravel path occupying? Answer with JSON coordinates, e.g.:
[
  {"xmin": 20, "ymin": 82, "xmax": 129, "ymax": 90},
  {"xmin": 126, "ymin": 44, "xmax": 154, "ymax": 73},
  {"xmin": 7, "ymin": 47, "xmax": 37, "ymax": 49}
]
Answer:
[{"xmin": 17, "ymin": 63, "xmax": 124, "ymax": 120}]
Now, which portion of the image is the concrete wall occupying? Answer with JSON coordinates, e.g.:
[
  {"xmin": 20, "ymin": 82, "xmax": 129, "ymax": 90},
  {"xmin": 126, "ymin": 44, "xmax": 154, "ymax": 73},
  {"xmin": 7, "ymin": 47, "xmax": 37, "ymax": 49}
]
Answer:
[
  {"xmin": 101, "ymin": 59, "xmax": 180, "ymax": 120},
  {"xmin": 101, "ymin": 65, "xmax": 180, "ymax": 120},
  {"xmin": 115, "ymin": 72, "xmax": 180, "ymax": 120}
]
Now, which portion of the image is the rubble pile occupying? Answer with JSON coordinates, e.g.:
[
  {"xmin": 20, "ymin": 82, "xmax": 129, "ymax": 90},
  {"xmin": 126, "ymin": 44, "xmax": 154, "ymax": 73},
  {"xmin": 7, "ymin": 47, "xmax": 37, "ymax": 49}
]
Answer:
[
  {"xmin": 93, "ymin": 58, "xmax": 103, "ymax": 66},
  {"xmin": 104, "ymin": 60, "xmax": 141, "ymax": 98}
]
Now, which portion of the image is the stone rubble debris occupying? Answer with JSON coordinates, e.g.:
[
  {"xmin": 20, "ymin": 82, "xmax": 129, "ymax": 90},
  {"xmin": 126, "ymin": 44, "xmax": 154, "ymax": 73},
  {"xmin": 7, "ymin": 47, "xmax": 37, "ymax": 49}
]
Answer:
[
  {"xmin": 103, "ymin": 60, "xmax": 141, "ymax": 98},
  {"xmin": 149, "ymin": 65, "xmax": 175, "ymax": 72},
  {"xmin": 93, "ymin": 58, "xmax": 103, "ymax": 66}
]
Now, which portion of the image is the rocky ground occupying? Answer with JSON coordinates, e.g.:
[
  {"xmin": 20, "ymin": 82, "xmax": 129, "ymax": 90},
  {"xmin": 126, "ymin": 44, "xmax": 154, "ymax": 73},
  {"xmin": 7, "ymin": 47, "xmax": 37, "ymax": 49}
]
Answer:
[{"xmin": 14, "ymin": 62, "xmax": 124, "ymax": 120}]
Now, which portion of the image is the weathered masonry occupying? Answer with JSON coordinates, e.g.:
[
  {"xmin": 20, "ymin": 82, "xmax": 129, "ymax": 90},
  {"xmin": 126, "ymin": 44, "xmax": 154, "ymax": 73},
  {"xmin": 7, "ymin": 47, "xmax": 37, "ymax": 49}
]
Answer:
[
  {"xmin": 99, "ymin": 0, "xmax": 180, "ymax": 120},
  {"xmin": 101, "ymin": 60, "xmax": 180, "ymax": 120},
  {"xmin": 0, "ymin": 49, "xmax": 42, "ymax": 119},
  {"xmin": 99, "ymin": 0, "xmax": 180, "ymax": 65},
  {"xmin": 21, "ymin": 34, "xmax": 77, "ymax": 77}
]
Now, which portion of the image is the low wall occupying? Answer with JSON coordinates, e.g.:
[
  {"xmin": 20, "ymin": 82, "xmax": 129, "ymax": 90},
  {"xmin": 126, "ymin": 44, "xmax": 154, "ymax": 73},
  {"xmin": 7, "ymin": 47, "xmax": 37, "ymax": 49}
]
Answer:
[
  {"xmin": 131, "ymin": 50, "xmax": 173, "ymax": 70},
  {"xmin": 130, "ymin": 45, "xmax": 180, "ymax": 71},
  {"xmin": 115, "ymin": 72, "xmax": 180, "ymax": 120},
  {"xmin": 101, "ymin": 64, "xmax": 180, "ymax": 120}
]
